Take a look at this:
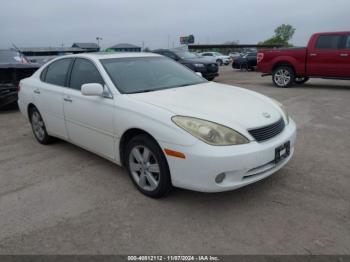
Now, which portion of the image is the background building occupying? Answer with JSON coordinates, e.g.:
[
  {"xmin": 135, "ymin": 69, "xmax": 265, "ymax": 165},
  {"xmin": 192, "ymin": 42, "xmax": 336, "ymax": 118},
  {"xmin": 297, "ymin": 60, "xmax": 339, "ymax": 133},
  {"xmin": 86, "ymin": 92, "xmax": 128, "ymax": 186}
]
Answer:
[
  {"xmin": 18, "ymin": 47, "xmax": 87, "ymax": 65},
  {"xmin": 71, "ymin": 43, "xmax": 100, "ymax": 52},
  {"xmin": 107, "ymin": 43, "xmax": 141, "ymax": 52}
]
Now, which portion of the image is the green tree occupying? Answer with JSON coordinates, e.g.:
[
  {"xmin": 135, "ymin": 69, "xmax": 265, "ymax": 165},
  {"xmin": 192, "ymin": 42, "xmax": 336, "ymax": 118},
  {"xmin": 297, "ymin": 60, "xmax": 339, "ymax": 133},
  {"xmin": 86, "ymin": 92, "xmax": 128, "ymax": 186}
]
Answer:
[{"xmin": 260, "ymin": 24, "xmax": 296, "ymax": 46}]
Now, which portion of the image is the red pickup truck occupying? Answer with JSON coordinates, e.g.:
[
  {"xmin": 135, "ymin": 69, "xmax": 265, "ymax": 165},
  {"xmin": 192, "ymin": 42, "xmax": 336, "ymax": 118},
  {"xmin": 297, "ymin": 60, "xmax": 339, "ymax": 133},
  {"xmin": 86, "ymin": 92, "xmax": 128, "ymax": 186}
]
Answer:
[{"xmin": 257, "ymin": 31, "xmax": 350, "ymax": 87}]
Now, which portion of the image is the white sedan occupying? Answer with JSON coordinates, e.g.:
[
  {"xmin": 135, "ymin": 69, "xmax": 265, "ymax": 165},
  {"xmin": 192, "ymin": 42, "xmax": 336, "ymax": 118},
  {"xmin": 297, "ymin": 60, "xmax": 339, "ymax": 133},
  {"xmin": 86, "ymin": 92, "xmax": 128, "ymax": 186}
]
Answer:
[
  {"xmin": 200, "ymin": 52, "xmax": 231, "ymax": 65},
  {"xmin": 18, "ymin": 53, "xmax": 296, "ymax": 198}
]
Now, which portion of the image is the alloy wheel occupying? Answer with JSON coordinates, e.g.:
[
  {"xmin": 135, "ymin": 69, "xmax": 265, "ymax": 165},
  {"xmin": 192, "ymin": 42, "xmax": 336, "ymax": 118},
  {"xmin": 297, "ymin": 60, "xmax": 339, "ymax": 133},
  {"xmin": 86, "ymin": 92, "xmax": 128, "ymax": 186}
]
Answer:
[
  {"xmin": 274, "ymin": 69, "xmax": 291, "ymax": 87},
  {"xmin": 128, "ymin": 145, "xmax": 160, "ymax": 191},
  {"xmin": 31, "ymin": 111, "xmax": 46, "ymax": 141}
]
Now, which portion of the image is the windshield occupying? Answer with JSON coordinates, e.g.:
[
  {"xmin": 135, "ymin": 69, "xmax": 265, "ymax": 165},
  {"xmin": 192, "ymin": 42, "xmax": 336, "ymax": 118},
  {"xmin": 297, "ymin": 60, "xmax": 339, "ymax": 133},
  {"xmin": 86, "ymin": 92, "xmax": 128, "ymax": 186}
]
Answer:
[
  {"xmin": 214, "ymin": 52, "xmax": 223, "ymax": 56},
  {"xmin": 172, "ymin": 50, "xmax": 198, "ymax": 59},
  {"xmin": 101, "ymin": 56, "xmax": 206, "ymax": 94}
]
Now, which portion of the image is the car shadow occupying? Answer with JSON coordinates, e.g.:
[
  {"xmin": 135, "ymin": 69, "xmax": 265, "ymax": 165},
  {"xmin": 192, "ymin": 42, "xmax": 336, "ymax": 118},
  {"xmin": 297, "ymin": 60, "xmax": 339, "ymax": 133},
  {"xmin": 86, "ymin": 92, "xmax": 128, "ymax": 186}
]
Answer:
[
  {"xmin": 51, "ymin": 138, "xmax": 281, "ymax": 205},
  {"xmin": 164, "ymin": 173, "xmax": 281, "ymax": 204},
  {"xmin": 0, "ymin": 103, "xmax": 19, "ymax": 113}
]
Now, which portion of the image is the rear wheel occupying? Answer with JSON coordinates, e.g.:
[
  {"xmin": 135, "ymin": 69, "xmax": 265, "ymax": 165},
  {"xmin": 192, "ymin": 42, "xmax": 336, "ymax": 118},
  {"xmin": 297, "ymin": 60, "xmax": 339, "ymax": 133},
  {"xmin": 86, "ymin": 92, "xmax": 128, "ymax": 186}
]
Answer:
[
  {"xmin": 125, "ymin": 134, "xmax": 172, "ymax": 198},
  {"xmin": 29, "ymin": 107, "xmax": 54, "ymax": 144},
  {"xmin": 240, "ymin": 63, "xmax": 249, "ymax": 71},
  {"xmin": 272, "ymin": 66, "xmax": 295, "ymax": 88},
  {"xmin": 294, "ymin": 77, "xmax": 309, "ymax": 85}
]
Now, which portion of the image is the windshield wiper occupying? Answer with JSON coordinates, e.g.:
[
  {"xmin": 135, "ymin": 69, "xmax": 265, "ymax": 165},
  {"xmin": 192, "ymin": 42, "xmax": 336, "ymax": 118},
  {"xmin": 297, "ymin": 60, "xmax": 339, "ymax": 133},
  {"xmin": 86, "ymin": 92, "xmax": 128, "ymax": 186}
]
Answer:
[{"xmin": 128, "ymin": 89, "xmax": 158, "ymax": 94}]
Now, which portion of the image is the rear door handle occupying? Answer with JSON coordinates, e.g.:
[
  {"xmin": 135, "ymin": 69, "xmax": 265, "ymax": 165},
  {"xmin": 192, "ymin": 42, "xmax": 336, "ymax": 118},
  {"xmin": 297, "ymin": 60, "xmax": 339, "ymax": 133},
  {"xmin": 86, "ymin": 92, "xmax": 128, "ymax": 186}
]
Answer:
[
  {"xmin": 33, "ymin": 89, "xmax": 40, "ymax": 94},
  {"xmin": 340, "ymin": 53, "xmax": 349, "ymax": 57},
  {"xmin": 63, "ymin": 97, "xmax": 73, "ymax": 103}
]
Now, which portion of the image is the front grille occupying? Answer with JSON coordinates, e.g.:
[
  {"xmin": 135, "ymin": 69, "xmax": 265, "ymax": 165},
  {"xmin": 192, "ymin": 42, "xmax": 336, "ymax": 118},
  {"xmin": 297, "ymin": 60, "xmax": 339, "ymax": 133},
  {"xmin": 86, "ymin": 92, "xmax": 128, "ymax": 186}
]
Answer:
[
  {"xmin": 206, "ymin": 63, "xmax": 218, "ymax": 73},
  {"xmin": 248, "ymin": 118, "xmax": 285, "ymax": 142}
]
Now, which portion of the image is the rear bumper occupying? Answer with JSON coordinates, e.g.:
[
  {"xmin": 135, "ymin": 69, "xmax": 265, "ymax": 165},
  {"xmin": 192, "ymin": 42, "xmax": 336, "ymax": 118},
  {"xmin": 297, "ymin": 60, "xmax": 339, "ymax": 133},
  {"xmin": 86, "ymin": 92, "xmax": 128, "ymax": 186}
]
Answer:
[{"xmin": 0, "ymin": 91, "xmax": 18, "ymax": 109}]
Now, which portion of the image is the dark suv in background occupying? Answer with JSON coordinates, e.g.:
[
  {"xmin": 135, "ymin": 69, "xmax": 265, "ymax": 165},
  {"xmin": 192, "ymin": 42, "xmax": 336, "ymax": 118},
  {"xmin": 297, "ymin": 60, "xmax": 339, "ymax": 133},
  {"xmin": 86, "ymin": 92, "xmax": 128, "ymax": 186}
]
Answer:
[
  {"xmin": 152, "ymin": 49, "xmax": 219, "ymax": 81},
  {"xmin": 232, "ymin": 52, "xmax": 257, "ymax": 71},
  {"xmin": 0, "ymin": 49, "xmax": 39, "ymax": 109}
]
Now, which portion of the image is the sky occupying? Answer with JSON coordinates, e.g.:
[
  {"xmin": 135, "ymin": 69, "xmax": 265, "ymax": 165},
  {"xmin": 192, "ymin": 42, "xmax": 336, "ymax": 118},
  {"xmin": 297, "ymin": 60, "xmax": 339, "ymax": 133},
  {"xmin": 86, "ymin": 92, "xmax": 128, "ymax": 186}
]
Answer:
[{"xmin": 0, "ymin": 0, "xmax": 349, "ymax": 50}]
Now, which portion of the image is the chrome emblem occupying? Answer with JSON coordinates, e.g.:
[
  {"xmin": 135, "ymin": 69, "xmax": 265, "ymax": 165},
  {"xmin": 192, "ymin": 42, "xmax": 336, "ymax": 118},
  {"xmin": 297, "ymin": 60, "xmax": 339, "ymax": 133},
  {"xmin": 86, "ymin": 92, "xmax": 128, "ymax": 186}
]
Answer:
[{"xmin": 262, "ymin": 112, "xmax": 271, "ymax": 119}]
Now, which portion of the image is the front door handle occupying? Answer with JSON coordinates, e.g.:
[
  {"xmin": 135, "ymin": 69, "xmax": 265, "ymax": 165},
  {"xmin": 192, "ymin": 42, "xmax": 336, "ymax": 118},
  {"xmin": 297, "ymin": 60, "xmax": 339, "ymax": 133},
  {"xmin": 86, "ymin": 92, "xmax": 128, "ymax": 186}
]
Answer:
[
  {"xmin": 33, "ymin": 89, "xmax": 40, "ymax": 94},
  {"xmin": 63, "ymin": 97, "xmax": 73, "ymax": 103},
  {"xmin": 310, "ymin": 53, "xmax": 317, "ymax": 57},
  {"xmin": 340, "ymin": 53, "xmax": 349, "ymax": 57}
]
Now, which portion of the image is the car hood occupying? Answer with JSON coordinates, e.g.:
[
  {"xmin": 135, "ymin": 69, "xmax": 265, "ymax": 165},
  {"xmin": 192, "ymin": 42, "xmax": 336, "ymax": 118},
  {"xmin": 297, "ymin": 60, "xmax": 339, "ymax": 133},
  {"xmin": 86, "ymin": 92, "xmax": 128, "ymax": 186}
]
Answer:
[{"xmin": 128, "ymin": 82, "xmax": 283, "ymax": 132}]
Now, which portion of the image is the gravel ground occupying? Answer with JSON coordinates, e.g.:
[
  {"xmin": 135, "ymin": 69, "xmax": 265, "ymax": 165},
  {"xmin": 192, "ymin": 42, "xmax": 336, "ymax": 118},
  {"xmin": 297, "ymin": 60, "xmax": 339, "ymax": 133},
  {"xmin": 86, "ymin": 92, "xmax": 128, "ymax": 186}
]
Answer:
[{"xmin": 0, "ymin": 66, "xmax": 349, "ymax": 254}]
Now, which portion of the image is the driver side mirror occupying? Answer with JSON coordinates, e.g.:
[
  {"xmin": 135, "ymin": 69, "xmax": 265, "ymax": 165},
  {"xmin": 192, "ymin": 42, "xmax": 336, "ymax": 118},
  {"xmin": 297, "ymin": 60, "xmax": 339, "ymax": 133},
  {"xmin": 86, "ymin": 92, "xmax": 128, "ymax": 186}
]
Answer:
[{"xmin": 81, "ymin": 83, "xmax": 104, "ymax": 96}]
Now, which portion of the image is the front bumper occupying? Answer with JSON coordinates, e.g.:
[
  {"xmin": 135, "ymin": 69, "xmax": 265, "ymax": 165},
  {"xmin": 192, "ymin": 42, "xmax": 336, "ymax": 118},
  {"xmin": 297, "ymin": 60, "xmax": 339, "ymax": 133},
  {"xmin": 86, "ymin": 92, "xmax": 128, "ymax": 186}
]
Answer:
[
  {"xmin": 223, "ymin": 59, "xmax": 231, "ymax": 65},
  {"xmin": 195, "ymin": 65, "xmax": 219, "ymax": 79},
  {"xmin": 161, "ymin": 118, "xmax": 297, "ymax": 192}
]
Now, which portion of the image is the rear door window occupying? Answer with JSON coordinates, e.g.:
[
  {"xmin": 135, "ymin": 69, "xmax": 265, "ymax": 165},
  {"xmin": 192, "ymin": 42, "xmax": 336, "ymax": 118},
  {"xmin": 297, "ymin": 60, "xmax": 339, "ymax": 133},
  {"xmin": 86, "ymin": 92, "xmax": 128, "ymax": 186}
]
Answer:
[
  {"xmin": 315, "ymin": 35, "xmax": 342, "ymax": 49},
  {"xmin": 344, "ymin": 35, "xmax": 350, "ymax": 49},
  {"xmin": 69, "ymin": 58, "xmax": 104, "ymax": 90},
  {"xmin": 45, "ymin": 58, "xmax": 73, "ymax": 86}
]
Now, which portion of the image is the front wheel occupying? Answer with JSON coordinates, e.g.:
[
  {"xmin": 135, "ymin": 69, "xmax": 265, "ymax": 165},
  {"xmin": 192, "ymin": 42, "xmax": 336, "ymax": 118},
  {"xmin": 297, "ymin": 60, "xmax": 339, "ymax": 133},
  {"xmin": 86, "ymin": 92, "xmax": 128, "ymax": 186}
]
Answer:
[
  {"xmin": 272, "ymin": 66, "xmax": 295, "ymax": 88},
  {"xmin": 125, "ymin": 134, "xmax": 172, "ymax": 198},
  {"xmin": 294, "ymin": 77, "xmax": 309, "ymax": 85},
  {"xmin": 216, "ymin": 59, "xmax": 223, "ymax": 66}
]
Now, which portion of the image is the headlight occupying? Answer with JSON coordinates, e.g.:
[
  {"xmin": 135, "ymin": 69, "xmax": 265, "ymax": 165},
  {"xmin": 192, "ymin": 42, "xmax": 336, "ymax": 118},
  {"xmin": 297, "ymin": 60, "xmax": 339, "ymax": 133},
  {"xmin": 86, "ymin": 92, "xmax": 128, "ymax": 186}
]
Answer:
[
  {"xmin": 172, "ymin": 116, "xmax": 249, "ymax": 146},
  {"xmin": 194, "ymin": 63, "xmax": 205, "ymax": 68},
  {"xmin": 271, "ymin": 98, "xmax": 289, "ymax": 125}
]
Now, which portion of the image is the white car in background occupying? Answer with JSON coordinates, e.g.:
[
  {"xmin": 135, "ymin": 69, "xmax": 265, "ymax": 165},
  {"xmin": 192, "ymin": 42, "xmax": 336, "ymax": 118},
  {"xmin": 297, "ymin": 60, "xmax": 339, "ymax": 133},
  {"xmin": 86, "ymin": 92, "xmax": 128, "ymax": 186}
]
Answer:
[
  {"xmin": 229, "ymin": 52, "xmax": 242, "ymax": 59},
  {"xmin": 18, "ymin": 53, "xmax": 296, "ymax": 198},
  {"xmin": 200, "ymin": 52, "xmax": 231, "ymax": 65}
]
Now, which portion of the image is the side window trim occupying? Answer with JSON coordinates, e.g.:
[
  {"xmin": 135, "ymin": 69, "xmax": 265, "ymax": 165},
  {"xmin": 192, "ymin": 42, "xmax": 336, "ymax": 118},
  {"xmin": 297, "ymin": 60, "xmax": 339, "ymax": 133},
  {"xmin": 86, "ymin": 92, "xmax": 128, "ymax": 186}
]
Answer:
[
  {"xmin": 66, "ymin": 57, "xmax": 76, "ymax": 88},
  {"xmin": 315, "ymin": 34, "xmax": 342, "ymax": 50},
  {"xmin": 339, "ymin": 35, "xmax": 350, "ymax": 50},
  {"xmin": 42, "ymin": 58, "xmax": 74, "ymax": 87},
  {"xmin": 67, "ymin": 57, "xmax": 113, "ymax": 99},
  {"xmin": 40, "ymin": 67, "xmax": 48, "ymax": 82}
]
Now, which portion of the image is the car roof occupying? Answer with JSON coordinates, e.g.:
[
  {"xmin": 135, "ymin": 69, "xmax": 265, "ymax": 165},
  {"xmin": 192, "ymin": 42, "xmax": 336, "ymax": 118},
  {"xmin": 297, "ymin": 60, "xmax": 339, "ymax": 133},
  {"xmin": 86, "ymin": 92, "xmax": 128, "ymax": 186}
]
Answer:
[{"xmin": 61, "ymin": 52, "xmax": 162, "ymax": 60}]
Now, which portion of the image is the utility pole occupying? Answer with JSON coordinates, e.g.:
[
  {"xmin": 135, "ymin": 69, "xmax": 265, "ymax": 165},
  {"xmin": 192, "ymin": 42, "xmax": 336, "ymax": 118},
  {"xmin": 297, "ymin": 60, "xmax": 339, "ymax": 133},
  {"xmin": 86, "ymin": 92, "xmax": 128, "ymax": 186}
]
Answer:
[{"xmin": 96, "ymin": 37, "xmax": 102, "ymax": 50}]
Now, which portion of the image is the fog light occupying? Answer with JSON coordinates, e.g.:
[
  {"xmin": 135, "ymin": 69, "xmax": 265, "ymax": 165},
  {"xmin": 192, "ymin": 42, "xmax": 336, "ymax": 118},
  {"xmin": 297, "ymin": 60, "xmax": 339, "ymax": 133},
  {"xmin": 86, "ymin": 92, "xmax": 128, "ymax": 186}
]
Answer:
[{"xmin": 215, "ymin": 173, "xmax": 226, "ymax": 184}]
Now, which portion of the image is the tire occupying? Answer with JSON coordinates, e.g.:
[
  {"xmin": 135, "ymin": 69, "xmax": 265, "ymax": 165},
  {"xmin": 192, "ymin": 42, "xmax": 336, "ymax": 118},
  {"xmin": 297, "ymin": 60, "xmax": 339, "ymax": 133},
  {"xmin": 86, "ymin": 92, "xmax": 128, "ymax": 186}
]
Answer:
[
  {"xmin": 294, "ymin": 77, "xmax": 309, "ymax": 85},
  {"xmin": 240, "ymin": 63, "xmax": 249, "ymax": 71},
  {"xmin": 125, "ymin": 134, "xmax": 172, "ymax": 198},
  {"xmin": 205, "ymin": 76, "xmax": 215, "ymax": 81},
  {"xmin": 216, "ymin": 59, "xmax": 223, "ymax": 66},
  {"xmin": 29, "ymin": 107, "xmax": 54, "ymax": 145},
  {"xmin": 272, "ymin": 66, "xmax": 295, "ymax": 88}
]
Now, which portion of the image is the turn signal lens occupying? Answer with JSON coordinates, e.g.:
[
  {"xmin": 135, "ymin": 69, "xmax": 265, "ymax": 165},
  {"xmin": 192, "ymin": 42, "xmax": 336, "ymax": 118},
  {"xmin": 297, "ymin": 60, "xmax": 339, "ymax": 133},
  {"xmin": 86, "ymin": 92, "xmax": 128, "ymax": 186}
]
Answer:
[
  {"xmin": 164, "ymin": 149, "xmax": 186, "ymax": 159},
  {"xmin": 257, "ymin": 53, "xmax": 264, "ymax": 63}
]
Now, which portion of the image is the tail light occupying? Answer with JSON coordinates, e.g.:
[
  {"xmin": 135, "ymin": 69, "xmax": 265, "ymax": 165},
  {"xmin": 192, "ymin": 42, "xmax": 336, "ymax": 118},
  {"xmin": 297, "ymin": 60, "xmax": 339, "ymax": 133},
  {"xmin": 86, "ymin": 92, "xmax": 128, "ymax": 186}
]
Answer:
[
  {"xmin": 257, "ymin": 53, "xmax": 264, "ymax": 63},
  {"xmin": 17, "ymin": 83, "xmax": 21, "ymax": 92}
]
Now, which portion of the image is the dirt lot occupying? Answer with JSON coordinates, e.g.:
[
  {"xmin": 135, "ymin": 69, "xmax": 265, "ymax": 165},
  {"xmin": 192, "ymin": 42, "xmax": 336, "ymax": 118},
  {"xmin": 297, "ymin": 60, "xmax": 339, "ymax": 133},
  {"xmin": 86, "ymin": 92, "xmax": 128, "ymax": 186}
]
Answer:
[{"xmin": 0, "ymin": 66, "xmax": 349, "ymax": 255}]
